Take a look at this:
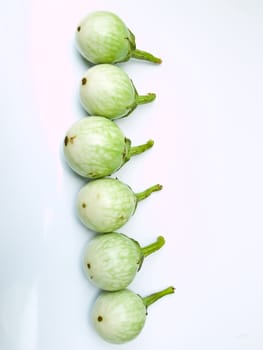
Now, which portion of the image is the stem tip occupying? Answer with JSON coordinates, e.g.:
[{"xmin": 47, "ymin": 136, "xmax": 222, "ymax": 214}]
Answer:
[
  {"xmin": 148, "ymin": 92, "xmax": 156, "ymax": 101},
  {"xmin": 147, "ymin": 139, "xmax": 154, "ymax": 147},
  {"xmin": 157, "ymin": 235, "xmax": 165, "ymax": 246}
]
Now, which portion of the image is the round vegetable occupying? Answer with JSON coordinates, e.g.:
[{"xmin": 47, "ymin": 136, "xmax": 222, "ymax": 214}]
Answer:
[
  {"xmin": 83, "ymin": 233, "xmax": 165, "ymax": 291},
  {"xmin": 63, "ymin": 116, "xmax": 154, "ymax": 179},
  {"xmin": 92, "ymin": 286, "xmax": 175, "ymax": 344},
  {"xmin": 75, "ymin": 11, "xmax": 161, "ymax": 64},
  {"xmin": 79, "ymin": 64, "xmax": 156, "ymax": 119},
  {"xmin": 77, "ymin": 178, "xmax": 162, "ymax": 233}
]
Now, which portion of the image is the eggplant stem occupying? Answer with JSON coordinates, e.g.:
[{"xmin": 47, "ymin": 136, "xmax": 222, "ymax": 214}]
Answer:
[
  {"xmin": 136, "ymin": 93, "xmax": 156, "ymax": 105},
  {"xmin": 142, "ymin": 286, "xmax": 175, "ymax": 308},
  {"xmin": 141, "ymin": 236, "xmax": 165, "ymax": 257},
  {"xmin": 135, "ymin": 184, "xmax": 163, "ymax": 202},
  {"xmin": 132, "ymin": 49, "xmax": 162, "ymax": 64},
  {"xmin": 129, "ymin": 139, "xmax": 154, "ymax": 157}
]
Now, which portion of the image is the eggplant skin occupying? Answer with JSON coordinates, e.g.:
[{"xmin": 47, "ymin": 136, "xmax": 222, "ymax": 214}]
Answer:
[
  {"xmin": 92, "ymin": 289, "xmax": 146, "ymax": 344},
  {"xmin": 75, "ymin": 11, "xmax": 134, "ymax": 64}
]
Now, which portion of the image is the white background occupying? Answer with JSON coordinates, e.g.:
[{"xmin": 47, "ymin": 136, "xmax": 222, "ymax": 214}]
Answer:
[{"xmin": 0, "ymin": 0, "xmax": 263, "ymax": 349}]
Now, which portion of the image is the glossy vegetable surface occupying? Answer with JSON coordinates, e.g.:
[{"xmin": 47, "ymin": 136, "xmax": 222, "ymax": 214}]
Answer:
[
  {"xmin": 64, "ymin": 116, "xmax": 153, "ymax": 178},
  {"xmin": 79, "ymin": 64, "xmax": 156, "ymax": 119},
  {"xmin": 75, "ymin": 11, "xmax": 161, "ymax": 64},
  {"xmin": 92, "ymin": 286, "xmax": 175, "ymax": 343},
  {"xmin": 83, "ymin": 233, "xmax": 165, "ymax": 290},
  {"xmin": 77, "ymin": 178, "xmax": 162, "ymax": 233}
]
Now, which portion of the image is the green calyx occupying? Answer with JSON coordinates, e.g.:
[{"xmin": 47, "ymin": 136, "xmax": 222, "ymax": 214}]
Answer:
[
  {"xmin": 122, "ymin": 79, "xmax": 156, "ymax": 118},
  {"xmin": 125, "ymin": 28, "xmax": 162, "ymax": 64},
  {"xmin": 123, "ymin": 138, "xmax": 154, "ymax": 164},
  {"xmin": 136, "ymin": 236, "xmax": 165, "ymax": 271}
]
